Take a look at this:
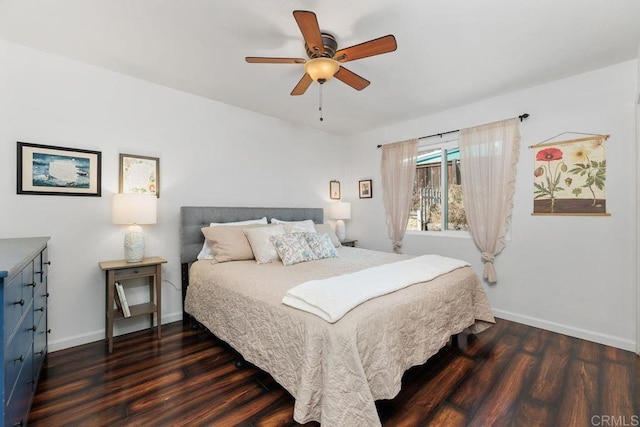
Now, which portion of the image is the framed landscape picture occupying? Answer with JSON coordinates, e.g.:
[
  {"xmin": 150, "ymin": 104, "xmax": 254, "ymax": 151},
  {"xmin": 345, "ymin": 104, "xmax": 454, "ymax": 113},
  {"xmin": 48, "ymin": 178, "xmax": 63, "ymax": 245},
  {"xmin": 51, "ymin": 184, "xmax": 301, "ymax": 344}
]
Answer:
[
  {"xmin": 359, "ymin": 179, "xmax": 372, "ymax": 198},
  {"xmin": 119, "ymin": 153, "xmax": 160, "ymax": 197},
  {"xmin": 17, "ymin": 142, "xmax": 101, "ymax": 196}
]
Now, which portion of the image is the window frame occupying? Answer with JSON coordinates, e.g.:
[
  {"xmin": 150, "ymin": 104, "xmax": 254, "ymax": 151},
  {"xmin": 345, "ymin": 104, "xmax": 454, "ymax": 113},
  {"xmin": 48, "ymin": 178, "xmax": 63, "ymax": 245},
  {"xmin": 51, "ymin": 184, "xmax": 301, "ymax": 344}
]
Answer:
[{"xmin": 407, "ymin": 137, "xmax": 471, "ymax": 237}]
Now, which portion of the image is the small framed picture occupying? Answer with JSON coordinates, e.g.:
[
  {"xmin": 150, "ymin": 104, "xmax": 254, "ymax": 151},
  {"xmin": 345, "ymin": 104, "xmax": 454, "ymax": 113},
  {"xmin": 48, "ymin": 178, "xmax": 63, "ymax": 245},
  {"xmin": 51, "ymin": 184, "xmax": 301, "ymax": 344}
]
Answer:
[
  {"xmin": 17, "ymin": 142, "xmax": 102, "ymax": 196},
  {"xmin": 119, "ymin": 153, "xmax": 159, "ymax": 197},
  {"xmin": 330, "ymin": 180, "xmax": 341, "ymax": 200},
  {"xmin": 359, "ymin": 179, "xmax": 372, "ymax": 199}
]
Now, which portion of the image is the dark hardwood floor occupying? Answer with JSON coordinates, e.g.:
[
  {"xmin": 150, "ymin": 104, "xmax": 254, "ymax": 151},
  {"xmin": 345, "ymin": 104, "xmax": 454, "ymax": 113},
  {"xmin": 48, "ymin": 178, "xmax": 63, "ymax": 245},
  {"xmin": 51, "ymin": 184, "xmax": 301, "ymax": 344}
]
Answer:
[{"xmin": 29, "ymin": 318, "xmax": 639, "ymax": 426}]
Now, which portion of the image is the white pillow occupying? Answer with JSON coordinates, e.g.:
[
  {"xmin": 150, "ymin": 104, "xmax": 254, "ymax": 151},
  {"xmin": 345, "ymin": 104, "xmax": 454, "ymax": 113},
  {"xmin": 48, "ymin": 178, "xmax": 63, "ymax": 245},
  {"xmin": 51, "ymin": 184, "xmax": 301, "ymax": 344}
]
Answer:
[
  {"xmin": 243, "ymin": 225, "xmax": 286, "ymax": 264},
  {"xmin": 270, "ymin": 218, "xmax": 316, "ymax": 233},
  {"xmin": 197, "ymin": 217, "xmax": 267, "ymax": 260}
]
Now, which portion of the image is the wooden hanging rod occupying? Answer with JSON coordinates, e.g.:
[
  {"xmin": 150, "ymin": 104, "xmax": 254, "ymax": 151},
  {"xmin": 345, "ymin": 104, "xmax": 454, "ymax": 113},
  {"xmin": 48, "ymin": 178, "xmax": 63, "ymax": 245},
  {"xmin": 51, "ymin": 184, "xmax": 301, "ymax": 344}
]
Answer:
[
  {"xmin": 529, "ymin": 134, "xmax": 609, "ymax": 149},
  {"xmin": 377, "ymin": 113, "xmax": 529, "ymax": 148}
]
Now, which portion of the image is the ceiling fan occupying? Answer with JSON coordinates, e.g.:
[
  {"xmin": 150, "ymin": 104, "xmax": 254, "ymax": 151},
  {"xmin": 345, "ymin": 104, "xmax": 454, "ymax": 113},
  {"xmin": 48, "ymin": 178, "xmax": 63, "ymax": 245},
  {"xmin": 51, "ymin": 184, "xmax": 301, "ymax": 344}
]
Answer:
[{"xmin": 246, "ymin": 10, "xmax": 397, "ymax": 96}]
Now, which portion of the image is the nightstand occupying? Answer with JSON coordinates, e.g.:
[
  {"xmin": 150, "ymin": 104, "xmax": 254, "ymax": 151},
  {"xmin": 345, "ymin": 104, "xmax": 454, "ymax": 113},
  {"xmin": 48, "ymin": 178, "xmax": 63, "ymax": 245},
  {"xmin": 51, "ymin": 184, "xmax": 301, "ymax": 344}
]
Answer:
[
  {"xmin": 340, "ymin": 239, "xmax": 358, "ymax": 247},
  {"xmin": 99, "ymin": 256, "xmax": 166, "ymax": 353}
]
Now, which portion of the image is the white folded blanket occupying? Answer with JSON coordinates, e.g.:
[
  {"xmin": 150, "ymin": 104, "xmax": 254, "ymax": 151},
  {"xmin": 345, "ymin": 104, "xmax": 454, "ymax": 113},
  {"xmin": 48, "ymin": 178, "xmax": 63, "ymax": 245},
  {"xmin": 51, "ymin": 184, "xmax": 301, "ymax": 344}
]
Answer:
[{"xmin": 282, "ymin": 254, "xmax": 470, "ymax": 323}]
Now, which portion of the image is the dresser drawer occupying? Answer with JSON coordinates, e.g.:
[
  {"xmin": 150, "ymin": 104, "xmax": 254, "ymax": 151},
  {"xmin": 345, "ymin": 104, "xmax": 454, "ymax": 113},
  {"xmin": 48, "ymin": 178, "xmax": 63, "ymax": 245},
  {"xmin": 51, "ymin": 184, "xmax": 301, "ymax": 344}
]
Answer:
[
  {"xmin": 33, "ymin": 248, "xmax": 47, "ymax": 288},
  {"xmin": 4, "ymin": 270, "xmax": 30, "ymax": 340},
  {"xmin": 4, "ymin": 345, "xmax": 34, "ymax": 427},
  {"xmin": 4, "ymin": 308, "xmax": 34, "ymax": 403},
  {"xmin": 34, "ymin": 308, "xmax": 48, "ymax": 376},
  {"xmin": 34, "ymin": 281, "xmax": 48, "ymax": 329}
]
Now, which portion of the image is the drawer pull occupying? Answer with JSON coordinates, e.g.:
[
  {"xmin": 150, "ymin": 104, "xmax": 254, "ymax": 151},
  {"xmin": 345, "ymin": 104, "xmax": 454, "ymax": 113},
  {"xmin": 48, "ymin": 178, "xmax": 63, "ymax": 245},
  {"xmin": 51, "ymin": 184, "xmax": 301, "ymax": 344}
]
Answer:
[
  {"xmin": 134, "ymin": 269, "xmax": 139, "ymax": 273},
  {"xmin": 36, "ymin": 307, "xmax": 44, "ymax": 312},
  {"xmin": 14, "ymin": 355, "xmax": 24, "ymax": 363},
  {"xmin": 46, "ymin": 293, "xmax": 50, "ymax": 298},
  {"xmin": 38, "ymin": 350, "xmax": 45, "ymax": 356},
  {"xmin": 44, "ymin": 260, "xmax": 51, "ymax": 265},
  {"xmin": 27, "ymin": 282, "xmax": 36, "ymax": 288},
  {"xmin": 28, "ymin": 325, "xmax": 37, "ymax": 332},
  {"xmin": 14, "ymin": 299, "xmax": 25, "ymax": 306},
  {"xmin": 47, "ymin": 329, "xmax": 52, "ymax": 334}
]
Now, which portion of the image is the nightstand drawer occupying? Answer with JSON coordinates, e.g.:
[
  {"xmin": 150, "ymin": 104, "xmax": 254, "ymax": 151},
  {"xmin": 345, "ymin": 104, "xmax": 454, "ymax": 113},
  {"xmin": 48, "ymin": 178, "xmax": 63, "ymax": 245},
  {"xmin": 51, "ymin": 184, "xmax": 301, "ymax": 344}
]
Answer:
[{"xmin": 114, "ymin": 265, "xmax": 157, "ymax": 280}]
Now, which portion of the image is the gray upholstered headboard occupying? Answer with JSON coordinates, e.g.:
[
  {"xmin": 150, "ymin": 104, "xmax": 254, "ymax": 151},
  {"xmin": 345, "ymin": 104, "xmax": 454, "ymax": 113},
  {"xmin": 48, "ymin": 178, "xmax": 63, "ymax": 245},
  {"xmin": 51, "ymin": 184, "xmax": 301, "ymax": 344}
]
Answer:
[
  {"xmin": 179, "ymin": 206, "xmax": 324, "ymax": 323},
  {"xmin": 180, "ymin": 206, "xmax": 324, "ymax": 264}
]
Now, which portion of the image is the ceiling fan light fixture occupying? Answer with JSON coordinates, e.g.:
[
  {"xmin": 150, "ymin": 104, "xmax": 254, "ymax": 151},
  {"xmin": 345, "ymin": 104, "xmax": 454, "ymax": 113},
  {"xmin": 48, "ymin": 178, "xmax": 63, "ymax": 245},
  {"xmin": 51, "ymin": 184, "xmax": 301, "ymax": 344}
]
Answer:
[{"xmin": 304, "ymin": 57, "xmax": 340, "ymax": 83}]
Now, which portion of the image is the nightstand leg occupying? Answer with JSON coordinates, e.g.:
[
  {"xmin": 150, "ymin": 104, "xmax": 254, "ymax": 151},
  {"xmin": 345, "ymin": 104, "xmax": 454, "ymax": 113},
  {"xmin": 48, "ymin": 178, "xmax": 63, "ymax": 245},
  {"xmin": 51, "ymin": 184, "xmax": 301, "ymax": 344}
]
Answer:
[
  {"xmin": 106, "ymin": 270, "xmax": 115, "ymax": 353},
  {"xmin": 156, "ymin": 265, "xmax": 162, "ymax": 339}
]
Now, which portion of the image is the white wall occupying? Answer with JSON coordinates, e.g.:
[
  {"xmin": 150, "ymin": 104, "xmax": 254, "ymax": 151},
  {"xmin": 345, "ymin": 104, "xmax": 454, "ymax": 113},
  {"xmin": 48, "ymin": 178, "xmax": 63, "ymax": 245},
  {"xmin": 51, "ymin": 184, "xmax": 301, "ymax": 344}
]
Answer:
[
  {"xmin": 0, "ymin": 40, "xmax": 345, "ymax": 351},
  {"xmin": 345, "ymin": 60, "xmax": 638, "ymax": 351}
]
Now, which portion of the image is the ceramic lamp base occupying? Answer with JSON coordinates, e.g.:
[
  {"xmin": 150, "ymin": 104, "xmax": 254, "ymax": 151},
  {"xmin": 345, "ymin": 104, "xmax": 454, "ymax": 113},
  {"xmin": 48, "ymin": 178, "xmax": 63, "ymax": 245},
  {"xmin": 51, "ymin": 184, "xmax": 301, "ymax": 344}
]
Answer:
[
  {"xmin": 124, "ymin": 225, "xmax": 145, "ymax": 262},
  {"xmin": 335, "ymin": 220, "xmax": 346, "ymax": 241}
]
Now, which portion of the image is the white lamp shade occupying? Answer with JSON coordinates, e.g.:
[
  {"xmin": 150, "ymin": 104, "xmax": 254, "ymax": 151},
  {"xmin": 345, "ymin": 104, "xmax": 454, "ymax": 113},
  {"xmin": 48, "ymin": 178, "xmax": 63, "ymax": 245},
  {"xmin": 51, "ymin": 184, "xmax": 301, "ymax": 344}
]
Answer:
[
  {"xmin": 112, "ymin": 193, "xmax": 157, "ymax": 225},
  {"xmin": 329, "ymin": 202, "xmax": 351, "ymax": 220}
]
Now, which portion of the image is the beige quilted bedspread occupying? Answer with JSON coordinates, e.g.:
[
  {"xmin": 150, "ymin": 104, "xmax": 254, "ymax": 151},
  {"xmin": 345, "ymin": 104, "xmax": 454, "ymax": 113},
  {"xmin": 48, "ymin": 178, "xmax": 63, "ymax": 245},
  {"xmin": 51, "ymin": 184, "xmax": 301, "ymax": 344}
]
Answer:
[{"xmin": 184, "ymin": 247, "xmax": 494, "ymax": 426}]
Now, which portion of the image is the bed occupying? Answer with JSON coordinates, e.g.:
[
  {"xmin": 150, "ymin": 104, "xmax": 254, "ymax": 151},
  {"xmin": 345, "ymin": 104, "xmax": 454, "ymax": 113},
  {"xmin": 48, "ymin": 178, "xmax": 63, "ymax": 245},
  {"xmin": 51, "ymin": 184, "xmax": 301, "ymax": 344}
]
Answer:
[{"xmin": 180, "ymin": 206, "xmax": 495, "ymax": 426}]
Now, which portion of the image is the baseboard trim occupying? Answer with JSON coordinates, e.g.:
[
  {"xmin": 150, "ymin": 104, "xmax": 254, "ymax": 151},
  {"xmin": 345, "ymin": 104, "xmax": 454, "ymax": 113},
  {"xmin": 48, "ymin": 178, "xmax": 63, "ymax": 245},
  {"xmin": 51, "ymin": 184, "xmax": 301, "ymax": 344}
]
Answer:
[
  {"xmin": 48, "ymin": 311, "xmax": 184, "ymax": 352},
  {"xmin": 493, "ymin": 308, "xmax": 636, "ymax": 352}
]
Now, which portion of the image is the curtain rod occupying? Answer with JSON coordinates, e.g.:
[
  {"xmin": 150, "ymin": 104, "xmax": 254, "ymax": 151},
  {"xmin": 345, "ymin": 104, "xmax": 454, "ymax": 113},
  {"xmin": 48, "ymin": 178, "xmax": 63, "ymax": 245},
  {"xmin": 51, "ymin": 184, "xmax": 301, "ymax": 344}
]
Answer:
[{"xmin": 376, "ymin": 113, "xmax": 530, "ymax": 148}]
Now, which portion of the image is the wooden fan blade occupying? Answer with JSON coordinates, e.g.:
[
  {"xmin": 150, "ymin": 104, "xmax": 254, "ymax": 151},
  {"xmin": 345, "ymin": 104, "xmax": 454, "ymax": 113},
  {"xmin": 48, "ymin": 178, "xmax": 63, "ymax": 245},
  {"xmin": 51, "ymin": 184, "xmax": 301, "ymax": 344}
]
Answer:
[
  {"xmin": 291, "ymin": 73, "xmax": 313, "ymax": 96},
  {"xmin": 293, "ymin": 10, "xmax": 325, "ymax": 56},
  {"xmin": 246, "ymin": 57, "xmax": 306, "ymax": 64},
  {"xmin": 334, "ymin": 66, "xmax": 370, "ymax": 91},
  {"xmin": 334, "ymin": 35, "xmax": 397, "ymax": 63}
]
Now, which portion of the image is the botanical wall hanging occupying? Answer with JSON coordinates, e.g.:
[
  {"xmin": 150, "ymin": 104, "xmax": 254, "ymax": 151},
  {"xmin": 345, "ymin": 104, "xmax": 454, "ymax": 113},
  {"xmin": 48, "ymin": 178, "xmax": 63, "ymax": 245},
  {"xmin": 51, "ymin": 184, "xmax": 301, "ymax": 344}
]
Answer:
[{"xmin": 531, "ymin": 132, "xmax": 609, "ymax": 215}]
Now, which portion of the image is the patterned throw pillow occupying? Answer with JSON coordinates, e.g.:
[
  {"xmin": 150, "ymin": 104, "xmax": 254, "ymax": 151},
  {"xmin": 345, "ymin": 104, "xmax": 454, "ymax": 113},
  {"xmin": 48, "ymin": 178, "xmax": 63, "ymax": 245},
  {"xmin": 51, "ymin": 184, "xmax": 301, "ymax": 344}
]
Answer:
[
  {"xmin": 303, "ymin": 232, "xmax": 339, "ymax": 259},
  {"xmin": 270, "ymin": 233, "xmax": 319, "ymax": 266}
]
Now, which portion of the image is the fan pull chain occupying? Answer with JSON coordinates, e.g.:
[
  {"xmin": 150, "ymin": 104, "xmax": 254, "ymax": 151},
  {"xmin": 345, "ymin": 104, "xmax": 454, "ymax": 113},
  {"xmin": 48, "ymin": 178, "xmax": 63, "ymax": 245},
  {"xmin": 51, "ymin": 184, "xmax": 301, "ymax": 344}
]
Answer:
[{"xmin": 319, "ymin": 84, "xmax": 323, "ymax": 122}]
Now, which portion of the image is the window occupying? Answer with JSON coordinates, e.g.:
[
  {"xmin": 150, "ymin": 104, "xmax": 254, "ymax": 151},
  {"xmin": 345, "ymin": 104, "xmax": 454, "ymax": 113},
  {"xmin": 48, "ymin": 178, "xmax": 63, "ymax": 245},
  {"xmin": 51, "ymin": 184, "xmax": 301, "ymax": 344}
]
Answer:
[{"xmin": 407, "ymin": 140, "xmax": 469, "ymax": 232}]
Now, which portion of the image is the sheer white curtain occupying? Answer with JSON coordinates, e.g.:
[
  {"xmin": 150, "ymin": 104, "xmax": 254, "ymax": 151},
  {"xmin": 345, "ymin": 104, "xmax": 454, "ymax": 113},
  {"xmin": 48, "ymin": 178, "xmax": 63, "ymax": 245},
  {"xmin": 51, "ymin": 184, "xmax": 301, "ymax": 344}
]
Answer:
[
  {"xmin": 459, "ymin": 118, "xmax": 520, "ymax": 282},
  {"xmin": 381, "ymin": 138, "xmax": 418, "ymax": 253}
]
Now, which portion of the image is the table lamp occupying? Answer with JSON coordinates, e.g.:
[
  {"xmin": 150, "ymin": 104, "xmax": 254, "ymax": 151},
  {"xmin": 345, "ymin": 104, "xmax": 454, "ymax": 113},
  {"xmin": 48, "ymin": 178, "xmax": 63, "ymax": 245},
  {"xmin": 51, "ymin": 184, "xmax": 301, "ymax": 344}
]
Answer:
[
  {"xmin": 329, "ymin": 201, "xmax": 351, "ymax": 241},
  {"xmin": 112, "ymin": 193, "xmax": 157, "ymax": 262}
]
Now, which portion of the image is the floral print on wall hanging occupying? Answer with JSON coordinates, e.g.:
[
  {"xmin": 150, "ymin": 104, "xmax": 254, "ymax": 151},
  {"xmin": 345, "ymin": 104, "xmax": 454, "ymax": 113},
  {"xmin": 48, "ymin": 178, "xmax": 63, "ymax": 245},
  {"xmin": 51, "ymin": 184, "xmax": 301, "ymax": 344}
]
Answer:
[{"xmin": 532, "ymin": 133, "xmax": 609, "ymax": 215}]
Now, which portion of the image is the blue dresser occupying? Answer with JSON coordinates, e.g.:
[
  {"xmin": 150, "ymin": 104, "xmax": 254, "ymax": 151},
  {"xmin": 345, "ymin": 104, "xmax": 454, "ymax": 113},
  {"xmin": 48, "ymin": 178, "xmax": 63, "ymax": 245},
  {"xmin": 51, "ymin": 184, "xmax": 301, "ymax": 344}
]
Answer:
[{"xmin": 1, "ymin": 237, "xmax": 49, "ymax": 427}]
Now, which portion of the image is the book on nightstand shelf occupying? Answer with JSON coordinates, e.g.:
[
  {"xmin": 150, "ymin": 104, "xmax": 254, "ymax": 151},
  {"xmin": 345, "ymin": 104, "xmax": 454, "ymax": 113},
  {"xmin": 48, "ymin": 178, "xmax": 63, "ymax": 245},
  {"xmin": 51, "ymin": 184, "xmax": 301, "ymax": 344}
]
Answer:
[
  {"xmin": 115, "ymin": 282, "xmax": 131, "ymax": 317},
  {"xmin": 114, "ymin": 287, "xmax": 123, "ymax": 315}
]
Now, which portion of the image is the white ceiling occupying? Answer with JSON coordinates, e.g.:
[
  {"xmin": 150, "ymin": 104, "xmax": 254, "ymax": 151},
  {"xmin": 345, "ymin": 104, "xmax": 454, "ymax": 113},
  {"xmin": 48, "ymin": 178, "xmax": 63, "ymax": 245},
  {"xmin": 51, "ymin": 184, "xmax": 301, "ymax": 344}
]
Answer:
[{"xmin": 1, "ymin": 0, "xmax": 639, "ymax": 136}]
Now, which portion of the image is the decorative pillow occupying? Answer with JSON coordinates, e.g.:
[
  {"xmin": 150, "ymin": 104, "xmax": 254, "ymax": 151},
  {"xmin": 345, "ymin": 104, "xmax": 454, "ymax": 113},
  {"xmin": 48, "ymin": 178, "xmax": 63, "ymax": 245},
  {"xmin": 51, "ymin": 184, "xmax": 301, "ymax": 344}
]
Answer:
[
  {"xmin": 197, "ymin": 217, "xmax": 267, "ymax": 260},
  {"xmin": 201, "ymin": 223, "xmax": 265, "ymax": 262},
  {"xmin": 270, "ymin": 233, "xmax": 319, "ymax": 266},
  {"xmin": 270, "ymin": 218, "xmax": 316, "ymax": 233},
  {"xmin": 303, "ymin": 232, "xmax": 339, "ymax": 259},
  {"xmin": 243, "ymin": 224, "xmax": 286, "ymax": 264},
  {"xmin": 314, "ymin": 223, "xmax": 342, "ymax": 247}
]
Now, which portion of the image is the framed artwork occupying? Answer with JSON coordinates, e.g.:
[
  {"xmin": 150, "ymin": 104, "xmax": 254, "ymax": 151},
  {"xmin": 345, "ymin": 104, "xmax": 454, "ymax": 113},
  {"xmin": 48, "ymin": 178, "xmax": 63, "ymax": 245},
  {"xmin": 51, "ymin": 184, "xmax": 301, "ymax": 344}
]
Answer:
[
  {"xmin": 119, "ymin": 153, "xmax": 159, "ymax": 197},
  {"xmin": 17, "ymin": 142, "xmax": 101, "ymax": 196},
  {"xmin": 532, "ymin": 133, "xmax": 609, "ymax": 215},
  {"xmin": 330, "ymin": 180, "xmax": 341, "ymax": 200},
  {"xmin": 359, "ymin": 179, "xmax": 372, "ymax": 199}
]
